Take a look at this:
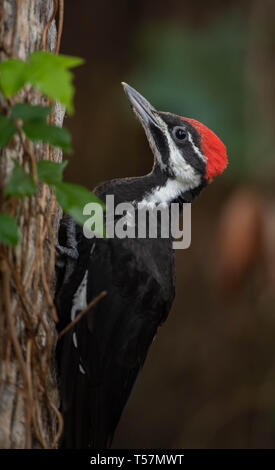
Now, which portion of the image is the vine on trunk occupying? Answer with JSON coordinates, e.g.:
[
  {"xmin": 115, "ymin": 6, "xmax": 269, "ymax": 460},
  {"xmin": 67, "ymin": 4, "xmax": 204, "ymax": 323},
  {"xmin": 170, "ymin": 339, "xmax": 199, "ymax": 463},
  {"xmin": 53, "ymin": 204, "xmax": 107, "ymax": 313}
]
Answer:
[{"xmin": 0, "ymin": 1, "xmax": 103, "ymax": 448}]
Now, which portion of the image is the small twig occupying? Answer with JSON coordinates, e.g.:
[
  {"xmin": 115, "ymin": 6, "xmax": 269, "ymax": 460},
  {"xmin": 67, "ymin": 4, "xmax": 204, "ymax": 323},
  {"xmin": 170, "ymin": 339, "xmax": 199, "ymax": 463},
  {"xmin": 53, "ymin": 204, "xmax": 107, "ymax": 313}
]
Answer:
[
  {"xmin": 56, "ymin": 0, "xmax": 64, "ymax": 54},
  {"xmin": 1, "ymin": 258, "xmax": 31, "ymax": 447},
  {"xmin": 41, "ymin": 0, "xmax": 58, "ymax": 51},
  {"xmin": 58, "ymin": 291, "xmax": 107, "ymax": 340},
  {"xmin": 25, "ymin": 339, "xmax": 33, "ymax": 448},
  {"xmin": 49, "ymin": 398, "xmax": 63, "ymax": 448},
  {"xmin": 36, "ymin": 197, "xmax": 59, "ymax": 323},
  {"xmin": 32, "ymin": 371, "xmax": 48, "ymax": 448},
  {"xmin": 46, "ymin": 190, "xmax": 57, "ymax": 282},
  {"xmin": 1, "ymin": 259, "xmax": 28, "ymax": 387},
  {"xmin": 8, "ymin": 258, "xmax": 39, "ymax": 332},
  {"xmin": 17, "ymin": 130, "xmax": 38, "ymax": 184},
  {"xmin": 39, "ymin": 240, "xmax": 59, "ymax": 323}
]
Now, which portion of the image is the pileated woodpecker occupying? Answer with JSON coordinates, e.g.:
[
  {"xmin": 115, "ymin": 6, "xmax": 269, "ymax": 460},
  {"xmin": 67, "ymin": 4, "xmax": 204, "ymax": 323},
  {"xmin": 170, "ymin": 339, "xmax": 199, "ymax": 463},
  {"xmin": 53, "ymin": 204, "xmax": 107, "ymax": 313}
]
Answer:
[{"xmin": 55, "ymin": 83, "xmax": 227, "ymax": 448}]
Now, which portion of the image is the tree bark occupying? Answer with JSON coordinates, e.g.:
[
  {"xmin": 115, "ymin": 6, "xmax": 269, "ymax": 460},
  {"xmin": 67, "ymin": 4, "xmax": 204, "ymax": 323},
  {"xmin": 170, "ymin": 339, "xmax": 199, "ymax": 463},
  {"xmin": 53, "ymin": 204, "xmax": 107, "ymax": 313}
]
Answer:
[{"xmin": 0, "ymin": 0, "xmax": 64, "ymax": 448}]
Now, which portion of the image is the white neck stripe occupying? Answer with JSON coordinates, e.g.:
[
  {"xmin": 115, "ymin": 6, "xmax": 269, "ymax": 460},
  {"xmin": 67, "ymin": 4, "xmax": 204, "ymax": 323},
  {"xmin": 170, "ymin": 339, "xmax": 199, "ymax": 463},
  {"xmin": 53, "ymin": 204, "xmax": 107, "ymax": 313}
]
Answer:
[{"xmin": 187, "ymin": 132, "xmax": 206, "ymax": 163}]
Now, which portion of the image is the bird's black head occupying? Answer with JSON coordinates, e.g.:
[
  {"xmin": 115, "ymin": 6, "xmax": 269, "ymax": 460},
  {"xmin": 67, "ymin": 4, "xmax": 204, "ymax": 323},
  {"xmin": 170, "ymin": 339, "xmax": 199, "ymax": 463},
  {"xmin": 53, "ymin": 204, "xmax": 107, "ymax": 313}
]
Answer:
[{"xmin": 122, "ymin": 83, "xmax": 227, "ymax": 203}]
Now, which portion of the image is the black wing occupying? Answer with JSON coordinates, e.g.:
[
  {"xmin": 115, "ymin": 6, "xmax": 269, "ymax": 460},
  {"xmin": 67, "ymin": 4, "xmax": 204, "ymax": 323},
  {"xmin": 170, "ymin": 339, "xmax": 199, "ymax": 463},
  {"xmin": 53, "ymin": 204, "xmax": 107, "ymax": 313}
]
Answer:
[{"xmin": 55, "ymin": 220, "xmax": 175, "ymax": 448}]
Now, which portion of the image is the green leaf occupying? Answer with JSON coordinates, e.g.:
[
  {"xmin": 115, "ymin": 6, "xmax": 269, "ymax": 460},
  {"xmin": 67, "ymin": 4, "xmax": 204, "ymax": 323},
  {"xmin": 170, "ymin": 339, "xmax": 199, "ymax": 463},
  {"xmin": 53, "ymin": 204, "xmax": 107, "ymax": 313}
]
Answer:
[
  {"xmin": 11, "ymin": 103, "xmax": 51, "ymax": 120},
  {"xmin": 0, "ymin": 51, "xmax": 83, "ymax": 114},
  {"xmin": 23, "ymin": 120, "xmax": 72, "ymax": 151},
  {"xmin": 0, "ymin": 213, "xmax": 19, "ymax": 245},
  {"xmin": 37, "ymin": 160, "xmax": 67, "ymax": 185},
  {"xmin": 55, "ymin": 182, "xmax": 105, "ymax": 227},
  {"xmin": 29, "ymin": 51, "xmax": 84, "ymax": 69},
  {"xmin": 26, "ymin": 51, "xmax": 84, "ymax": 114},
  {"xmin": 0, "ymin": 52, "xmax": 83, "ymax": 112},
  {"xmin": 4, "ymin": 162, "xmax": 36, "ymax": 197},
  {"xmin": 28, "ymin": 67, "xmax": 74, "ymax": 114},
  {"xmin": 0, "ymin": 58, "xmax": 27, "ymax": 97},
  {"xmin": 0, "ymin": 115, "xmax": 16, "ymax": 147}
]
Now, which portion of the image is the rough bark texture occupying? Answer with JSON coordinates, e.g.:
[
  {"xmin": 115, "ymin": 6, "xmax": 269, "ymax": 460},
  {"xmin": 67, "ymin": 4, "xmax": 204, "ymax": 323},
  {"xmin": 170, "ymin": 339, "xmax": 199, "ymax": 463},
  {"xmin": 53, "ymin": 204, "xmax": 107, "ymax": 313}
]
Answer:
[{"xmin": 0, "ymin": 0, "xmax": 64, "ymax": 448}]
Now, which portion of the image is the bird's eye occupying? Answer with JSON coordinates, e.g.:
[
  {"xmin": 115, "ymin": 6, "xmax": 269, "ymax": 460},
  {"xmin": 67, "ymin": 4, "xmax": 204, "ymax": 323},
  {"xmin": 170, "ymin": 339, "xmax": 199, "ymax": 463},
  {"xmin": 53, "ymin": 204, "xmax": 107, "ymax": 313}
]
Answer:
[{"xmin": 173, "ymin": 127, "xmax": 187, "ymax": 141}]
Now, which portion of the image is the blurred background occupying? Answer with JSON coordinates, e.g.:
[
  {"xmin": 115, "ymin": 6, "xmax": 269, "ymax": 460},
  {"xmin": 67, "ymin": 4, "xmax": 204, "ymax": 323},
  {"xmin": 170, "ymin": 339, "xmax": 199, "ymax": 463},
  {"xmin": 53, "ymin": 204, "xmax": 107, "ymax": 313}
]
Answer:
[{"xmin": 61, "ymin": 0, "xmax": 275, "ymax": 448}]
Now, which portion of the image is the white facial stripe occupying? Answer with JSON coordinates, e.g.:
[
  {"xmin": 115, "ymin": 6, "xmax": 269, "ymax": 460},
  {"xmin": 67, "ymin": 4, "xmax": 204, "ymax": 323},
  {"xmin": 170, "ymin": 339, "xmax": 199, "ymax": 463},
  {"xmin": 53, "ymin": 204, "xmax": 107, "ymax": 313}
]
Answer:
[
  {"xmin": 164, "ymin": 127, "xmax": 201, "ymax": 187},
  {"xmin": 187, "ymin": 132, "xmax": 206, "ymax": 163},
  {"xmin": 145, "ymin": 120, "xmax": 201, "ymax": 182},
  {"xmin": 138, "ymin": 122, "xmax": 202, "ymax": 207},
  {"xmin": 136, "ymin": 115, "xmax": 203, "ymax": 207}
]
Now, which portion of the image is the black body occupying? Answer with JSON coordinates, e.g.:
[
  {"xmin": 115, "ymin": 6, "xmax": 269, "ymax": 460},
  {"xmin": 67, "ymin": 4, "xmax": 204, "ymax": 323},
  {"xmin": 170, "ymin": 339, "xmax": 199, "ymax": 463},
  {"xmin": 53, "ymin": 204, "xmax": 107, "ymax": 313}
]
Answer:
[
  {"xmin": 55, "ymin": 178, "xmax": 177, "ymax": 448},
  {"xmin": 55, "ymin": 83, "xmax": 211, "ymax": 448}
]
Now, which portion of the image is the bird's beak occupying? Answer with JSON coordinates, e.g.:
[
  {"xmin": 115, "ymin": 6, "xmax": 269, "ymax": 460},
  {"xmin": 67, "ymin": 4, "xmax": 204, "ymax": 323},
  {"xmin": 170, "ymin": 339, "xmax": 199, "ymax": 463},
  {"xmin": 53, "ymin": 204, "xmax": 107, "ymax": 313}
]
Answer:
[{"xmin": 122, "ymin": 82, "xmax": 161, "ymax": 129}]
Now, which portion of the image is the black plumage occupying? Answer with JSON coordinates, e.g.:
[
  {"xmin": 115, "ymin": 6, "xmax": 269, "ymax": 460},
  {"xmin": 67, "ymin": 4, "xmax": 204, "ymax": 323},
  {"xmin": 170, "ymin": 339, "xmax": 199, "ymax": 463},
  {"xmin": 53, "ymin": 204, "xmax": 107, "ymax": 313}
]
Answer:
[
  {"xmin": 55, "ymin": 179, "xmax": 176, "ymax": 448},
  {"xmin": 55, "ymin": 83, "xmax": 227, "ymax": 448}
]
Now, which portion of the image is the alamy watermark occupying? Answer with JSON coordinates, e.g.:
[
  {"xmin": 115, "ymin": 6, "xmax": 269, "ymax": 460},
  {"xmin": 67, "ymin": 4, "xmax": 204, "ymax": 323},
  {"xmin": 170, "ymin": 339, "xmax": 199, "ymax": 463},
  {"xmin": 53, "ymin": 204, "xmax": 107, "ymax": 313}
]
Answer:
[{"xmin": 82, "ymin": 195, "xmax": 191, "ymax": 249}]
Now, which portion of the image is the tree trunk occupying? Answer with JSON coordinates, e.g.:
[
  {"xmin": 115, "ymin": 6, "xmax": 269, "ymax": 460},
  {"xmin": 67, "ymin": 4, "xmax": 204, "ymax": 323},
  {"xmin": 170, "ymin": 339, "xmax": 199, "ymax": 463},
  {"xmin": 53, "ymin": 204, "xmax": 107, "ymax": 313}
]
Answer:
[{"xmin": 0, "ymin": 0, "xmax": 64, "ymax": 448}]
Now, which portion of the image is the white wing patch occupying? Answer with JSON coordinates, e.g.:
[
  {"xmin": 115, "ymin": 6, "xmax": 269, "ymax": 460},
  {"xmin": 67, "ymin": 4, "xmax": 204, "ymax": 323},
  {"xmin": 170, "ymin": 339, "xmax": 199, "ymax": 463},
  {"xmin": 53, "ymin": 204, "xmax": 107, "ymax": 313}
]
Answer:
[
  {"xmin": 70, "ymin": 270, "xmax": 88, "ymax": 322},
  {"xmin": 79, "ymin": 363, "xmax": 86, "ymax": 375},
  {"xmin": 70, "ymin": 270, "xmax": 88, "ymax": 375},
  {"xmin": 71, "ymin": 243, "xmax": 96, "ymax": 375},
  {"xmin": 73, "ymin": 332, "xmax": 78, "ymax": 348},
  {"xmin": 187, "ymin": 132, "xmax": 206, "ymax": 163}
]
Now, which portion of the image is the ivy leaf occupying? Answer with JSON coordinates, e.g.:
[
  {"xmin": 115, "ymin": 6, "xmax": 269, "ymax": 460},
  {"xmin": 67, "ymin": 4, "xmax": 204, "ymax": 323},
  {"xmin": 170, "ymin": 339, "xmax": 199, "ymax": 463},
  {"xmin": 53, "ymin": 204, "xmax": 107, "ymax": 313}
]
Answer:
[
  {"xmin": 11, "ymin": 103, "xmax": 51, "ymax": 120},
  {"xmin": 0, "ymin": 58, "xmax": 27, "ymax": 97},
  {"xmin": 0, "ymin": 213, "xmax": 19, "ymax": 245},
  {"xmin": 37, "ymin": 160, "xmax": 67, "ymax": 185},
  {"xmin": 4, "ymin": 162, "xmax": 36, "ymax": 197},
  {"xmin": 23, "ymin": 120, "xmax": 72, "ymax": 151},
  {"xmin": 55, "ymin": 182, "xmax": 105, "ymax": 227},
  {"xmin": 0, "ymin": 115, "xmax": 16, "ymax": 147},
  {"xmin": 28, "ymin": 67, "xmax": 74, "ymax": 114},
  {"xmin": 0, "ymin": 52, "xmax": 83, "ymax": 113},
  {"xmin": 26, "ymin": 51, "xmax": 84, "ymax": 114},
  {"xmin": 29, "ymin": 51, "xmax": 84, "ymax": 69}
]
